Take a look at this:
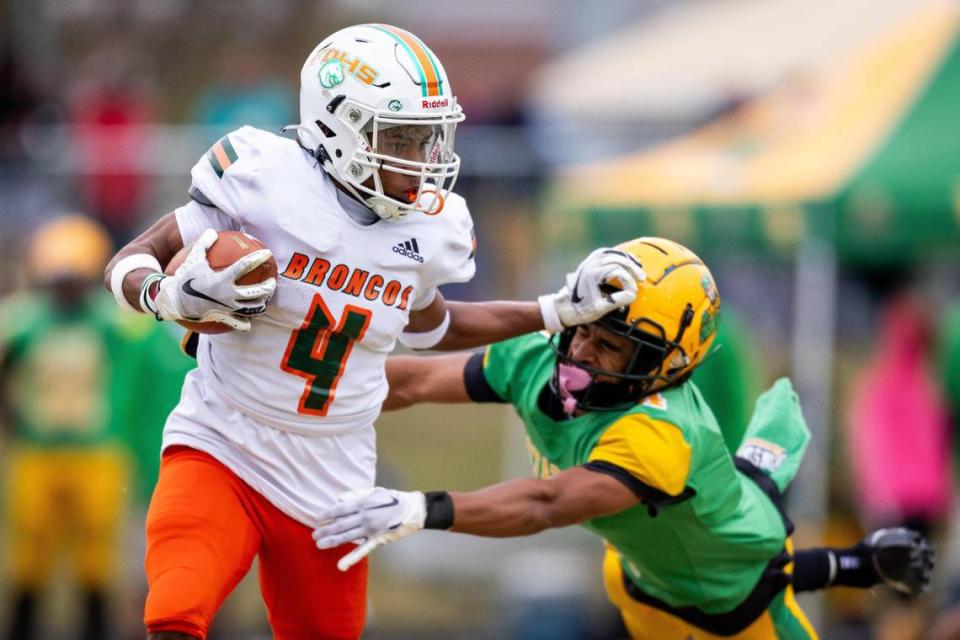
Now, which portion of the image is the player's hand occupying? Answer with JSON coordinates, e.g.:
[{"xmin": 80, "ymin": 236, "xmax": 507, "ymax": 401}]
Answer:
[
  {"xmin": 153, "ymin": 228, "xmax": 277, "ymax": 331},
  {"xmin": 866, "ymin": 527, "xmax": 934, "ymax": 596},
  {"xmin": 312, "ymin": 487, "xmax": 427, "ymax": 571},
  {"xmin": 538, "ymin": 248, "xmax": 645, "ymax": 332}
]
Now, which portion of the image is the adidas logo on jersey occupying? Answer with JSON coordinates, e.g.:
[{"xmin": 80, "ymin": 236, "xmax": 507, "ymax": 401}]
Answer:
[{"xmin": 393, "ymin": 238, "xmax": 424, "ymax": 263}]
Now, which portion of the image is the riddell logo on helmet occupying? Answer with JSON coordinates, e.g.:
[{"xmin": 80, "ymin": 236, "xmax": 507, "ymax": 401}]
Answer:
[{"xmin": 422, "ymin": 98, "xmax": 449, "ymax": 109}]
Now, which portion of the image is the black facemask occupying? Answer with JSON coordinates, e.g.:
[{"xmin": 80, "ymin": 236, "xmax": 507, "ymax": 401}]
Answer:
[{"xmin": 547, "ymin": 315, "xmax": 691, "ymax": 415}]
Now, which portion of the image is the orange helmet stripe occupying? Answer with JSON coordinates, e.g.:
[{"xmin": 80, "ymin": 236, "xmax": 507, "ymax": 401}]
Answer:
[{"xmin": 371, "ymin": 24, "xmax": 443, "ymax": 97}]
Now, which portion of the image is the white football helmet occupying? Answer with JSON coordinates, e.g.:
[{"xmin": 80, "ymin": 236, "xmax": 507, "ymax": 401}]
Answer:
[{"xmin": 291, "ymin": 24, "xmax": 465, "ymax": 221}]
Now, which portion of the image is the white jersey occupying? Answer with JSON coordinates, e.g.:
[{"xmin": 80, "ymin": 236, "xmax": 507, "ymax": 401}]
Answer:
[{"xmin": 163, "ymin": 126, "xmax": 475, "ymax": 523}]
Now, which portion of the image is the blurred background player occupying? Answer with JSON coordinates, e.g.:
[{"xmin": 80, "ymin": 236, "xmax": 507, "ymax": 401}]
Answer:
[
  {"xmin": 0, "ymin": 216, "xmax": 121, "ymax": 640},
  {"xmin": 103, "ymin": 23, "xmax": 643, "ymax": 640},
  {"xmin": 0, "ymin": 215, "xmax": 190, "ymax": 640},
  {"xmin": 315, "ymin": 237, "xmax": 934, "ymax": 640}
]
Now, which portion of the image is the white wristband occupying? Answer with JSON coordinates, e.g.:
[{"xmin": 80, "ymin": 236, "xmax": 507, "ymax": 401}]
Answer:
[
  {"xmin": 110, "ymin": 253, "xmax": 163, "ymax": 313},
  {"xmin": 398, "ymin": 310, "xmax": 451, "ymax": 350},
  {"xmin": 538, "ymin": 294, "xmax": 563, "ymax": 333}
]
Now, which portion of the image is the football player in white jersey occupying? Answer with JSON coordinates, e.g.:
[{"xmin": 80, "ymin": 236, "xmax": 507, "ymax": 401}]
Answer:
[{"xmin": 104, "ymin": 24, "xmax": 644, "ymax": 640}]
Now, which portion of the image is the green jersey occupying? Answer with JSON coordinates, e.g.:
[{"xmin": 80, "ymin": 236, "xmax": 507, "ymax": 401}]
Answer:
[
  {"xmin": 0, "ymin": 291, "xmax": 190, "ymax": 463},
  {"xmin": 0, "ymin": 292, "xmax": 122, "ymax": 446},
  {"xmin": 481, "ymin": 332, "xmax": 787, "ymax": 614}
]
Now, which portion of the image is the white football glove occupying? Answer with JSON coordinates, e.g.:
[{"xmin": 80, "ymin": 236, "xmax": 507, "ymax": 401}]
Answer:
[
  {"xmin": 312, "ymin": 487, "xmax": 427, "ymax": 572},
  {"xmin": 152, "ymin": 229, "xmax": 277, "ymax": 331},
  {"xmin": 538, "ymin": 248, "xmax": 645, "ymax": 333}
]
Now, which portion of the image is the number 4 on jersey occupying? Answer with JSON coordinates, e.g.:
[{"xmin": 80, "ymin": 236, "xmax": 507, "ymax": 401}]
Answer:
[{"xmin": 281, "ymin": 293, "xmax": 372, "ymax": 416}]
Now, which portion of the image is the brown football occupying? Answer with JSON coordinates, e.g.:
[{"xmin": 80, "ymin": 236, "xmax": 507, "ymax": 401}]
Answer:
[{"xmin": 164, "ymin": 230, "xmax": 278, "ymax": 334}]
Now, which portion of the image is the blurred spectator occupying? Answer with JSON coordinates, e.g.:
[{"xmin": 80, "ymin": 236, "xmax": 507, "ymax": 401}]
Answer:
[
  {"xmin": 68, "ymin": 44, "xmax": 155, "ymax": 246},
  {"xmin": 845, "ymin": 293, "xmax": 951, "ymax": 639},
  {"xmin": 847, "ymin": 294, "xmax": 952, "ymax": 531},
  {"xmin": 189, "ymin": 45, "xmax": 294, "ymax": 140},
  {"xmin": 0, "ymin": 215, "xmax": 188, "ymax": 640}
]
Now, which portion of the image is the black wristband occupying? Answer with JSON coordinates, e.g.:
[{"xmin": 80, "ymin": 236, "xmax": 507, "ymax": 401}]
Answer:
[
  {"xmin": 830, "ymin": 542, "xmax": 880, "ymax": 588},
  {"xmin": 424, "ymin": 491, "xmax": 455, "ymax": 530},
  {"xmin": 792, "ymin": 549, "xmax": 834, "ymax": 592}
]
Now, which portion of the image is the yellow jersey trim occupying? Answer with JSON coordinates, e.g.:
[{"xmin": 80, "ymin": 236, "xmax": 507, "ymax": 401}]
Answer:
[{"xmin": 588, "ymin": 413, "xmax": 691, "ymax": 496}]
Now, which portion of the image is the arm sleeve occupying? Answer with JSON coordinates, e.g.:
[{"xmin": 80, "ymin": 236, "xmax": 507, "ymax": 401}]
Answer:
[
  {"xmin": 463, "ymin": 351, "xmax": 506, "ymax": 403},
  {"xmin": 476, "ymin": 341, "xmax": 513, "ymax": 403},
  {"xmin": 447, "ymin": 224, "xmax": 476, "ymax": 286},
  {"xmin": 587, "ymin": 414, "xmax": 693, "ymax": 498},
  {"xmin": 174, "ymin": 200, "xmax": 240, "ymax": 247},
  {"xmin": 792, "ymin": 549, "xmax": 835, "ymax": 592}
]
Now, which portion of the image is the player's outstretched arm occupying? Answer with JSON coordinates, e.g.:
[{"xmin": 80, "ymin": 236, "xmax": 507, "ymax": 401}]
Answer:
[
  {"xmin": 401, "ymin": 248, "xmax": 646, "ymax": 352},
  {"xmin": 313, "ymin": 466, "xmax": 639, "ymax": 570},
  {"xmin": 446, "ymin": 466, "xmax": 639, "ymax": 536},
  {"xmin": 383, "ymin": 353, "xmax": 474, "ymax": 411},
  {"xmin": 403, "ymin": 292, "xmax": 543, "ymax": 352}
]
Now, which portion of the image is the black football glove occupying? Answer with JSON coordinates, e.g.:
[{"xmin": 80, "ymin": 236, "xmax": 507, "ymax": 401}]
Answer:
[{"xmin": 864, "ymin": 527, "xmax": 934, "ymax": 596}]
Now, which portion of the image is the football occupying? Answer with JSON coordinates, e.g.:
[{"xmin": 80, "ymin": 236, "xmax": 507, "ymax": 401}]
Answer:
[{"xmin": 165, "ymin": 230, "xmax": 278, "ymax": 334}]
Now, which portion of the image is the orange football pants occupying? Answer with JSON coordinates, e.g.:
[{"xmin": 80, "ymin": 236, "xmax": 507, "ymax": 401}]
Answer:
[{"xmin": 144, "ymin": 446, "xmax": 367, "ymax": 639}]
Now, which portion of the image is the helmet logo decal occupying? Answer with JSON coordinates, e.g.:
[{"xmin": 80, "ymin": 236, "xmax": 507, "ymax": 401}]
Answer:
[
  {"xmin": 316, "ymin": 48, "xmax": 379, "ymax": 86},
  {"xmin": 319, "ymin": 60, "xmax": 345, "ymax": 88},
  {"xmin": 700, "ymin": 274, "xmax": 718, "ymax": 304},
  {"xmin": 699, "ymin": 308, "xmax": 718, "ymax": 343},
  {"xmin": 388, "ymin": 99, "xmax": 403, "ymax": 112}
]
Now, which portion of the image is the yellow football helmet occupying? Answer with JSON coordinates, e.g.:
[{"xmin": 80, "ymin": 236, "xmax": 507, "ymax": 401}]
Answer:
[
  {"xmin": 551, "ymin": 237, "xmax": 720, "ymax": 410},
  {"xmin": 28, "ymin": 214, "xmax": 112, "ymax": 283}
]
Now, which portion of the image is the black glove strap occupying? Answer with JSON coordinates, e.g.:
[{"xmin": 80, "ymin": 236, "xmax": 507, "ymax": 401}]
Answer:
[{"xmin": 424, "ymin": 491, "xmax": 455, "ymax": 530}]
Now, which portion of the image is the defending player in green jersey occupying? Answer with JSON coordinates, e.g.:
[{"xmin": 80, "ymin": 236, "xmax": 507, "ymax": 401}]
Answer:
[{"xmin": 313, "ymin": 237, "xmax": 932, "ymax": 639}]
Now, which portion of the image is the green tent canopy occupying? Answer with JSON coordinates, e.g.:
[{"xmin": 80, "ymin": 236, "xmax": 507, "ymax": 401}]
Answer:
[{"xmin": 544, "ymin": 4, "xmax": 960, "ymax": 264}]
